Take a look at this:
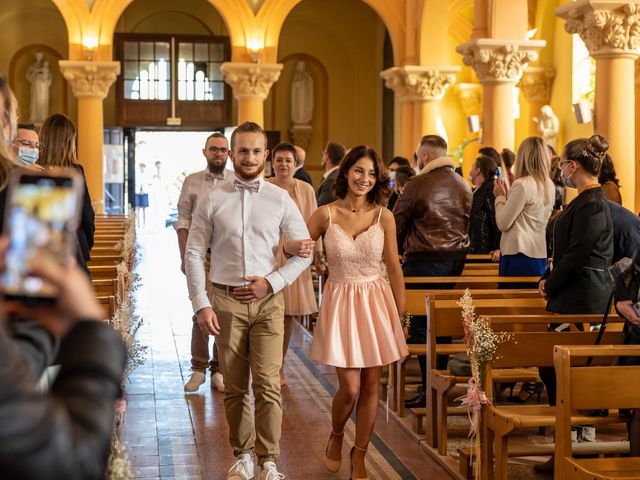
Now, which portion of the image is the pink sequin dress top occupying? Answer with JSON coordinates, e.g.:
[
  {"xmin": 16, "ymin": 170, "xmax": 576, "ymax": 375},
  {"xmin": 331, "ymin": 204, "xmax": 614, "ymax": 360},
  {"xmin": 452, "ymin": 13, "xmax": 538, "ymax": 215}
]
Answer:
[{"xmin": 310, "ymin": 207, "xmax": 408, "ymax": 368}]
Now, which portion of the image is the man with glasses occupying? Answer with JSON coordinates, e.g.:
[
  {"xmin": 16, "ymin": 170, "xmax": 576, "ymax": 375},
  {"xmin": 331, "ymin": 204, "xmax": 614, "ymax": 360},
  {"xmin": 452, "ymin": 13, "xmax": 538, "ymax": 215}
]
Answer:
[
  {"xmin": 176, "ymin": 132, "xmax": 231, "ymax": 392},
  {"xmin": 11, "ymin": 123, "xmax": 43, "ymax": 167}
]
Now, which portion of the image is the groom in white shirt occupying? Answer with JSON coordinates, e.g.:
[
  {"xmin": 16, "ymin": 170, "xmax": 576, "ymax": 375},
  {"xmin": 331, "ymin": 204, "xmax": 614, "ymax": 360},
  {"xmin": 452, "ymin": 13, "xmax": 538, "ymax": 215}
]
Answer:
[{"xmin": 185, "ymin": 122, "xmax": 314, "ymax": 480}]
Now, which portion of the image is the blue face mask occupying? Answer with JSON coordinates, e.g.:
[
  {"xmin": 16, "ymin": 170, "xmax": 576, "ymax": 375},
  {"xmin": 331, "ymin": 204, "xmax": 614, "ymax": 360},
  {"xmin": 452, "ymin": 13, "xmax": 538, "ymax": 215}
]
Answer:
[{"xmin": 17, "ymin": 146, "xmax": 39, "ymax": 165}]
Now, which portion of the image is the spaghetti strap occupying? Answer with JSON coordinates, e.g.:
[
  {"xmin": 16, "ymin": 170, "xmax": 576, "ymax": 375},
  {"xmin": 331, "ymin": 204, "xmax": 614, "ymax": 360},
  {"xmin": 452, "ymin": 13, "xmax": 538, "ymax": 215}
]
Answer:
[
  {"xmin": 327, "ymin": 206, "xmax": 333, "ymax": 224},
  {"xmin": 376, "ymin": 207, "xmax": 383, "ymax": 224}
]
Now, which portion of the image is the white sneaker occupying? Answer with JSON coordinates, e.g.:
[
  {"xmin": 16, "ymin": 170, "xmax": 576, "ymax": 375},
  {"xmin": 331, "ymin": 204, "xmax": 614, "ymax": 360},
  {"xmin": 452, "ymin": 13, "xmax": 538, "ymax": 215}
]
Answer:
[
  {"xmin": 212, "ymin": 372, "xmax": 225, "ymax": 392},
  {"xmin": 184, "ymin": 371, "xmax": 205, "ymax": 392},
  {"xmin": 259, "ymin": 462, "xmax": 285, "ymax": 480},
  {"xmin": 579, "ymin": 426, "xmax": 596, "ymax": 443},
  {"xmin": 227, "ymin": 453, "xmax": 254, "ymax": 480}
]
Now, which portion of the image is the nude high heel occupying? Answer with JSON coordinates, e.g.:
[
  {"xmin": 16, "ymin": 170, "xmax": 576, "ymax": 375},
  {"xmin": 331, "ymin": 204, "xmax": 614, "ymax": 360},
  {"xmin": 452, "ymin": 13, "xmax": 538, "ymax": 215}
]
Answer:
[
  {"xmin": 350, "ymin": 444, "xmax": 369, "ymax": 480},
  {"xmin": 323, "ymin": 430, "xmax": 344, "ymax": 473}
]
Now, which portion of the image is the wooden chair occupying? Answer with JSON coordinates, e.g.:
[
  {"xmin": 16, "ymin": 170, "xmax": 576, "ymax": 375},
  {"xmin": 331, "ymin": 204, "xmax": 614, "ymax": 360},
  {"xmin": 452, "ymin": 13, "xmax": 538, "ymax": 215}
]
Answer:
[{"xmin": 555, "ymin": 345, "xmax": 640, "ymax": 480}]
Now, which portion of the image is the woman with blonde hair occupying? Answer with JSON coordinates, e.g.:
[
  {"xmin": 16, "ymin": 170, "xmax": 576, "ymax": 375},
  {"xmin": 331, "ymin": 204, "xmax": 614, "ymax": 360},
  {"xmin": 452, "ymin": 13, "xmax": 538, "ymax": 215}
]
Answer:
[
  {"xmin": 494, "ymin": 136, "xmax": 555, "ymax": 277},
  {"xmin": 38, "ymin": 113, "xmax": 95, "ymax": 273}
]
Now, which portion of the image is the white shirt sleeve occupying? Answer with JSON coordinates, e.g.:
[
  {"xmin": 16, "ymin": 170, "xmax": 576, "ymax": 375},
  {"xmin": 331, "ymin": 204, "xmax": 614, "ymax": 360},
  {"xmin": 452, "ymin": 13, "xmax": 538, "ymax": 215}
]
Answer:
[
  {"xmin": 265, "ymin": 194, "xmax": 313, "ymax": 293},
  {"xmin": 174, "ymin": 176, "xmax": 193, "ymax": 232},
  {"xmin": 184, "ymin": 193, "xmax": 214, "ymax": 313}
]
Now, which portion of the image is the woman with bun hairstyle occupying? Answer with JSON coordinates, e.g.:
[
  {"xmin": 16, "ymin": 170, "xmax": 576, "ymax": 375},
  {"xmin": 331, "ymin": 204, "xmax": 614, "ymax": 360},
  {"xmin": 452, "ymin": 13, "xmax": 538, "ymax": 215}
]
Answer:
[
  {"xmin": 598, "ymin": 153, "xmax": 622, "ymax": 205},
  {"xmin": 539, "ymin": 134, "xmax": 613, "ymax": 315}
]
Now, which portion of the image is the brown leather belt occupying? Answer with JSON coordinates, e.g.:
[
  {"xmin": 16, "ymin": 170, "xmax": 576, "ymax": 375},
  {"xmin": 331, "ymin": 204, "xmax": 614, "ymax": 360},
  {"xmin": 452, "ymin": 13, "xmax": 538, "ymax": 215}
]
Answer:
[{"xmin": 212, "ymin": 283, "xmax": 241, "ymax": 295}]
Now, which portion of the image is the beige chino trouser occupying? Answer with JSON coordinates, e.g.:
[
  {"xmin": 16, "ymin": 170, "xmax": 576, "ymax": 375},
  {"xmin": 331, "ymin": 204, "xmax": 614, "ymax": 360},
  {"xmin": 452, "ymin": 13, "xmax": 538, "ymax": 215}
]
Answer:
[
  {"xmin": 191, "ymin": 253, "xmax": 221, "ymax": 373},
  {"xmin": 213, "ymin": 285, "xmax": 285, "ymax": 465}
]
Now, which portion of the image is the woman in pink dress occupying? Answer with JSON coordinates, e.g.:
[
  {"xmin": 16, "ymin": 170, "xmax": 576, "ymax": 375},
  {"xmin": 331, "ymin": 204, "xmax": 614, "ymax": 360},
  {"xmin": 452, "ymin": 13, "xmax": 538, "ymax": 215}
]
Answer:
[
  {"xmin": 306, "ymin": 145, "xmax": 408, "ymax": 480},
  {"xmin": 267, "ymin": 143, "xmax": 319, "ymax": 386}
]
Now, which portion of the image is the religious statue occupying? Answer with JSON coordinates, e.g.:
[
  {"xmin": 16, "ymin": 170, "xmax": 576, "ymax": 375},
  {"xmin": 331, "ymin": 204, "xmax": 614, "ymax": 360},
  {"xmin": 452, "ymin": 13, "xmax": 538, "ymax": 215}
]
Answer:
[
  {"xmin": 290, "ymin": 61, "xmax": 314, "ymax": 126},
  {"xmin": 533, "ymin": 104, "xmax": 560, "ymax": 151},
  {"xmin": 26, "ymin": 52, "xmax": 52, "ymax": 123}
]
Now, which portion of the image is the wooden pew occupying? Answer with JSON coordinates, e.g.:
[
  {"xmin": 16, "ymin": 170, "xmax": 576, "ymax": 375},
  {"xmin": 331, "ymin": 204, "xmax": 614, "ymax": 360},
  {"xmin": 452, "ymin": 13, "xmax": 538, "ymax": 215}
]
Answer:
[
  {"xmin": 88, "ymin": 254, "xmax": 122, "ymax": 267},
  {"xmin": 466, "ymin": 254, "xmax": 493, "ymax": 263},
  {"xmin": 555, "ymin": 345, "xmax": 640, "ymax": 480},
  {"xmin": 92, "ymin": 278, "xmax": 117, "ymax": 297},
  {"xmin": 405, "ymin": 276, "xmax": 540, "ymax": 289},
  {"xmin": 96, "ymin": 295, "xmax": 116, "ymax": 320},
  {"xmin": 484, "ymin": 317, "xmax": 625, "ymax": 480},
  {"xmin": 88, "ymin": 265, "xmax": 118, "ymax": 280}
]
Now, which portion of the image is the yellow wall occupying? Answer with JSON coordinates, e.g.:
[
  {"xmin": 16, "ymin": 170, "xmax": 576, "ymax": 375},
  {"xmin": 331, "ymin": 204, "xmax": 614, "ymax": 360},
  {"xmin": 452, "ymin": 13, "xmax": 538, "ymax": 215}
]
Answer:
[
  {"xmin": 267, "ymin": 0, "xmax": 385, "ymax": 186},
  {"xmin": 0, "ymin": 0, "xmax": 75, "ymax": 124}
]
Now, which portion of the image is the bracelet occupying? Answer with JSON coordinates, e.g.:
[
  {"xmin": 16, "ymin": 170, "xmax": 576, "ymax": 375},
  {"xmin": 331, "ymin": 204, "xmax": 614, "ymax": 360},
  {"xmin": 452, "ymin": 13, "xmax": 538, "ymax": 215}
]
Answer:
[{"xmin": 401, "ymin": 312, "xmax": 412, "ymax": 329}]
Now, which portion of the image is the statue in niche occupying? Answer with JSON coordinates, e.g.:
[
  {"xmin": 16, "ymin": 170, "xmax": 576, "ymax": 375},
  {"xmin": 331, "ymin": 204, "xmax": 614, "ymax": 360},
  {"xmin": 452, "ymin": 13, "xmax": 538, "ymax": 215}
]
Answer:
[
  {"xmin": 290, "ymin": 61, "xmax": 314, "ymax": 126},
  {"xmin": 26, "ymin": 52, "xmax": 52, "ymax": 123},
  {"xmin": 533, "ymin": 104, "xmax": 560, "ymax": 151}
]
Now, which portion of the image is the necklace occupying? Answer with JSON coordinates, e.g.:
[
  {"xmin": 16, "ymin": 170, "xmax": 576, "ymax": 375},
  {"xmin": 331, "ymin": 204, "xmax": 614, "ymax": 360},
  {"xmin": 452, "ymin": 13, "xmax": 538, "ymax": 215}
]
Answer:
[{"xmin": 342, "ymin": 199, "xmax": 364, "ymax": 213}]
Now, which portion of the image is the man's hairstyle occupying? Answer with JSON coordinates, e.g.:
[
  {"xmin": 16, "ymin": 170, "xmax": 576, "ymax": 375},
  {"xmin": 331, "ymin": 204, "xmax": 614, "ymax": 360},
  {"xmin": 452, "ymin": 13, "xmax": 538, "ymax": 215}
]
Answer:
[
  {"xmin": 478, "ymin": 146, "xmax": 500, "ymax": 168},
  {"xmin": 230, "ymin": 122, "xmax": 267, "ymax": 150},
  {"xmin": 500, "ymin": 148, "xmax": 515, "ymax": 169},
  {"xmin": 394, "ymin": 165, "xmax": 415, "ymax": 188},
  {"xmin": 333, "ymin": 145, "xmax": 390, "ymax": 205},
  {"xmin": 17, "ymin": 123, "xmax": 37, "ymax": 132},
  {"xmin": 325, "ymin": 142, "xmax": 346, "ymax": 167},
  {"xmin": 388, "ymin": 156, "xmax": 410, "ymax": 168},
  {"xmin": 271, "ymin": 142, "xmax": 298, "ymax": 163},
  {"xmin": 475, "ymin": 155, "xmax": 498, "ymax": 182},
  {"xmin": 419, "ymin": 135, "xmax": 447, "ymax": 153},
  {"xmin": 205, "ymin": 131, "xmax": 228, "ymax": 147}
]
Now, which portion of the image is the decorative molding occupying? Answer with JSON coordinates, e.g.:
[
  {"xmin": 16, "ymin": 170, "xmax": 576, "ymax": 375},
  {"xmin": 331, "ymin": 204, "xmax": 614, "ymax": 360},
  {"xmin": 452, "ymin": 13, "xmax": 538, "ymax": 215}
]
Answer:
[
  {"xmin": 557, "ymin": 0, "xmax": 640, "ymax": 57},
  {"xmin": 221, "ymin": 62, "xmax": 283, "ymax": 100},
  {"xmin": 58, "ymin": 61, "xmax": 120, "ymax": 99},
  {"xmin": 452, "ymin": 82, "xmax": 483, "ymax": 116},
  {"xmin": 519, "ymin": 66, "xmax": 556, "ymax": 103},
  {"xmin": 456, "ymin": 39, "xmax": 546, "ymax": 83},
  {"xmin": 380, "ymin": 66, "xmax": 460, "ymax": 102}
]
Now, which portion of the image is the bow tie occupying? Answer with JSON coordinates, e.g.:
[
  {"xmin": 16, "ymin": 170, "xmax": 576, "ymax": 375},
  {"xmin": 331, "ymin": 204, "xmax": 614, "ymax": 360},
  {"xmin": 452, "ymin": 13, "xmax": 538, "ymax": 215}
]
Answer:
[
  {"xmin": 205, "ymin": 172, "xmax": 225, "ymax": 182},
  {"xmin": 233, "ymin": 179, "xmax": 260, "ymax": 193}
]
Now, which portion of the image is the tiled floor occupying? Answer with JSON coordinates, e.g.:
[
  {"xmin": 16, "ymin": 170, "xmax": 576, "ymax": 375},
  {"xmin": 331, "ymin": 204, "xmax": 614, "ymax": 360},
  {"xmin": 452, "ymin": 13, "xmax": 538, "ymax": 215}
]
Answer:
[{"xmin": 123, "ymin": 228, "xmax": 453, "ymax": 479}]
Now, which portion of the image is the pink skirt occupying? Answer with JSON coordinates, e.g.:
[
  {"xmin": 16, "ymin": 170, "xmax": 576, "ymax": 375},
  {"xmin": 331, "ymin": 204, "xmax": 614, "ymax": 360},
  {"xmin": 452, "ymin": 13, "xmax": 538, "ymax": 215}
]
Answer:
[{"xmin": 310, "ymin": 275, "xmax": 408, "ymax": 368}]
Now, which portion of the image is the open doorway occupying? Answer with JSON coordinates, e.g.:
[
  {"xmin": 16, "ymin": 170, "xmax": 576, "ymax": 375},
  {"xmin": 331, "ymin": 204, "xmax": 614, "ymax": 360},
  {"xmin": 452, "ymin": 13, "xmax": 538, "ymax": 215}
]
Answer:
[{"xmin": 131, "ymin": 130, "xmax": 232, "ymax": 232}]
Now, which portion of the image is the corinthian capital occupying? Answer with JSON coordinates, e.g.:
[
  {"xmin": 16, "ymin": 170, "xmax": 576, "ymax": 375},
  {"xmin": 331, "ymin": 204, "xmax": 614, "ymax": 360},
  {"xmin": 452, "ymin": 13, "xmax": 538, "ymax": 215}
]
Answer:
[
  {"xmin": 557, "ymin": 1, "xmax": 640, "ymax": 57},
  {"xmin": 380, "ymin": 66, "xmax": 460, "ymax": 102},
  {"xmin": 452, "ymin": 83, "xmax": 483, "ymax": 116},
  {"xmin": 59, "ymin": 61, "xmax": 120, "ymax": 99},
  {"xmin": 519, "ymin": 66, "xmax": 556, "ymax": 103},
  {"xmin": 221, "ymin": 63, "xmax": 283, "ymax": 100},
  {"xmin": 456, "ymin": 39, "xmax": 546, "ymax": 83}
]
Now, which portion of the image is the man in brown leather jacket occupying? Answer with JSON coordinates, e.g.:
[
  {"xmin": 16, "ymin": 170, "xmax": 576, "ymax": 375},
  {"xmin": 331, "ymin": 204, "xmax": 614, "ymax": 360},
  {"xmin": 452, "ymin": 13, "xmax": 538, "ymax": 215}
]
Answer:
[{"xmin": 393, "ymin": 134, "xmax": 472, "ymax": 407}]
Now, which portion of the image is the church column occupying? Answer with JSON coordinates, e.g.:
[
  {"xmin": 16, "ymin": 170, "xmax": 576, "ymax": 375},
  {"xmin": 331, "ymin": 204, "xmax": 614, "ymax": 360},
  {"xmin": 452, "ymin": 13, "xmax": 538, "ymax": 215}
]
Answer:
[
  {"xmin": 453, "ymin": 83, "xmax": 483, "ymax": 180},
  {"xmin": 59, "ymin": 60, "xmax": 120, "ymax": 213},
  {"xmin": 558, "ymin": 1, "xmax": 640, "ymax": 209},
  {"xmin": 221, "ymin": 63, "xmax": 283, "ymax": 126},
  {"xmin": 381, "ymin": 66, "xmax": 459, "ymax": 157},
  {"xmin": 636, "ymin": 61, "xmax": 640, "ymax": 210},
  {"xmin": 380, "ymin": 67, "xmax": 414, "ymax": 158},
  {"xmin": 457, "ymin": 40, "xmax": 544, "ymax": 151},
  {"xmin": 519, "ymin": 66, "xmax": 556, "ymax": 139}
]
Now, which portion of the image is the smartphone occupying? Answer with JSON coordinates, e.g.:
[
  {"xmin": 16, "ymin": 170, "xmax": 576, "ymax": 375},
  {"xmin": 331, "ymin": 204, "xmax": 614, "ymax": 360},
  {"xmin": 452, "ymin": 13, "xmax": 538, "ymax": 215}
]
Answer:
[
  {"xmin": 633, "ymin": 301, "xmax": 640, "ymax": 318},
  {"xmin": 495, "ymin": 166, "xmax": 503, "ymax": 179},
  {"xmin": 2, "ymin": 169, "xmax": 83, "ymax": 303}
]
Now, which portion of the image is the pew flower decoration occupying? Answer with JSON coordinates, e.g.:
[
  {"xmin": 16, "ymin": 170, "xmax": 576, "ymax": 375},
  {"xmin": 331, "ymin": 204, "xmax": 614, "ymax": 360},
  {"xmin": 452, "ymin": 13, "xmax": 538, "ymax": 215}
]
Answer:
[{"xmin": 456, "ymin": 289, "xmax": 512, "ymax": 479}]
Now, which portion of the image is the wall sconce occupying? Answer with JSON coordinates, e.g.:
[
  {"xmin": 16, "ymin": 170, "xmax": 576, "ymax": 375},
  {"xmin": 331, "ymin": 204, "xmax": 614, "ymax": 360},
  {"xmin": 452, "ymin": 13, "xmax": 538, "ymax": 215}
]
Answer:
[
  {"xmin": 573, "ymin": 101, "xmax": 593, "ymax": 124},
  {"xmin": 247, "ymin": 39, "xmax": 263, "ymax": 63},
  {"xmin": 82, "ymin": 36, "xmax": 98, "ymax": 61}
]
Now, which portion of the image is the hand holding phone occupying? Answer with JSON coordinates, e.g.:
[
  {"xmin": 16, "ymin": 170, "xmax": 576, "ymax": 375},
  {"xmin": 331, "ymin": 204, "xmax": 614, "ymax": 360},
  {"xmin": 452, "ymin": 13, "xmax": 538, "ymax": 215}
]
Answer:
[{"xmin": 2, "ymin": 169, "xmax": 83, "ymax": 303}]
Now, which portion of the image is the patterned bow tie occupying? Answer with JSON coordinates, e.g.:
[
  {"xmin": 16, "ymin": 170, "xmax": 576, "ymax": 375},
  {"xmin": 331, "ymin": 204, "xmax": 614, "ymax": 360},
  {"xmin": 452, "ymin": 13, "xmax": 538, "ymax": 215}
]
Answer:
[
  {"xmin": 233, "ymin": 179, "xmax": 260, "ymax": 193},
  {"xmin": 205, "ymin": 172, "xmax": 225, "ymax": 182}
]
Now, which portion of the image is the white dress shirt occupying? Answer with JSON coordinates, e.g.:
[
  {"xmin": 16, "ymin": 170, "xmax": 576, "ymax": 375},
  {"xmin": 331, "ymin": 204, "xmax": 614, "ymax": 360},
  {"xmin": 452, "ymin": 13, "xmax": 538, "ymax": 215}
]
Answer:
[
  {"xmin": 185, "ymin": 174, "xmax": 312, "ymax": 313},
  {"xmin": 174, "ymin": 169, "xmax": 231, "ymax": 231}
]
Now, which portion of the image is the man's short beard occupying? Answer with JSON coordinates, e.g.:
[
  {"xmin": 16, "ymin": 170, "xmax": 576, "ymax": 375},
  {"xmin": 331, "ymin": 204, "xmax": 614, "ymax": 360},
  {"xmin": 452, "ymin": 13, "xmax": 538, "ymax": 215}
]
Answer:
[
  {"xmin": 207, "ymin": 160, "xmax": 226, "ymax": 174},
  {"xmin": 234, "ymin": 163, "xmax": 264, "ymax": 181}
]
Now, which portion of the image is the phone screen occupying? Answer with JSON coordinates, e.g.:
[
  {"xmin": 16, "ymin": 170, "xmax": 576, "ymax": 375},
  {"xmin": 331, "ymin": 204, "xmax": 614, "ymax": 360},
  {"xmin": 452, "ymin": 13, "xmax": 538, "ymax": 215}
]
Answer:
[{"xmin": 3, "ymin": 172, "xmax": 81, "ymax": 302}]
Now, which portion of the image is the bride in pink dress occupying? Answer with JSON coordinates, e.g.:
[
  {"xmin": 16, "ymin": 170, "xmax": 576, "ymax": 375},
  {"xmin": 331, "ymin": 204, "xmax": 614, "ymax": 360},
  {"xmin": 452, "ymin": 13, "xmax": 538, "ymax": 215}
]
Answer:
[{"xmin": 306, "ymin": 145, "xmax": 408, "ymax": 480}]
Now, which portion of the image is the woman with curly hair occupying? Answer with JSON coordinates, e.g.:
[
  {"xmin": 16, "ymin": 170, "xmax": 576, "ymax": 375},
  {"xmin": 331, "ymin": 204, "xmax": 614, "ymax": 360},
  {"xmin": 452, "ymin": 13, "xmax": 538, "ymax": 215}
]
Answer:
[{"xmin": 307, "ymin": 145, "xmax": 408, "ymax": 480}]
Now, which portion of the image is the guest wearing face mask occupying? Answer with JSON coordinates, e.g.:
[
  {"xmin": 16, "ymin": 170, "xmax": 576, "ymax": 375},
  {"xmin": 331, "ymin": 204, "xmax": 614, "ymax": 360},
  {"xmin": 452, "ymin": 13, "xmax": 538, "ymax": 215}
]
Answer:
[
  {"xmin": 11, "ymin": 124, "xmax": 44, "ymax": 169},
  {"xmin": 468, "ymin": 155, "xmax": 501, "ymax": 254}
]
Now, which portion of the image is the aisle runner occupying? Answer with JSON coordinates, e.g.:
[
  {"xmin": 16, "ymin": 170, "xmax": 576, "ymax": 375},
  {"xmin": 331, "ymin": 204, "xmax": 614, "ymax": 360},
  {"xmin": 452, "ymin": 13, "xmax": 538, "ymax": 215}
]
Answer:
[{"xmin": 288, "ymin": 345, "xmax": 416, "ymax": 480}]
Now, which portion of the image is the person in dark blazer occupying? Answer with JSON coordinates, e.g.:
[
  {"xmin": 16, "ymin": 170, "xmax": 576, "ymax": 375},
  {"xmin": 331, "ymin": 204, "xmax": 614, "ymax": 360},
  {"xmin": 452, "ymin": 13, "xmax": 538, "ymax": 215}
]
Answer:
[
  {"xmin": 468, "ymin": 155, "xmax": 501, "ymax": 254},
  {"xmin": 535, "ymin": 134, "xmax": 614, "ymax": 473},
  {"xmin": 293, "ymin": 145, "xmax": 313, "ymax": 186},
  {"xmin": 607, "ymin": 200, "xmax": 640, "ymax": 264},
  {"xmin": 316, "ymin": 142, "xmax": 345, "ymax": 206}
]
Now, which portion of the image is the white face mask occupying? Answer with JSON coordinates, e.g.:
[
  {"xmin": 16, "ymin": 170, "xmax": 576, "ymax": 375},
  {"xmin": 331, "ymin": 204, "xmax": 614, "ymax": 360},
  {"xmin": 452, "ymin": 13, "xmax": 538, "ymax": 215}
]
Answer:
[{"xmin": 17, "ymin": 146, "xmax": 39, "ymax": 165}]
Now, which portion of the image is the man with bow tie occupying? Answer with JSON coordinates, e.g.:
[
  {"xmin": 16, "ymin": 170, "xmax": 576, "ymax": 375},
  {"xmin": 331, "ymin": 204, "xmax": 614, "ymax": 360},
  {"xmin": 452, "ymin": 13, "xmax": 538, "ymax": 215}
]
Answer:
[
  {"xmin": 185, "ymin": 122, "xmax": 314, "ymax": 480},
  {"xmin": 175, "ymin": 132, "xmax": 231, "ymax": 393}
]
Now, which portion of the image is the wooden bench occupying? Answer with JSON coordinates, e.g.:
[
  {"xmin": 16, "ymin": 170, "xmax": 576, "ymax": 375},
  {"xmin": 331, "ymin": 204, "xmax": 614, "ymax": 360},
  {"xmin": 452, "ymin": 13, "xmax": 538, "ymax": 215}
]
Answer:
[
  {"xmin": 405, "ymin": 276, "xmax": 540, "ymax": 289},
  {"xmin": 483, "ymin": 317, "xmax": 625, "ymax": 480},
  {"xmin": 88, "ymin": 265, "xmax": 119, "ymax": 280},
  {"xmin": 92, "ymin": 278, "xmax": 117, "ymax": 297},
  {"xmin": 555, "ymin": 345, "xmax": 640, "ymax": 480},
  {"xmin": 96, "ymin": 295, "xmax": 116, "ymax": 320},
  {"xmin": 88, "ymin": 254, "xmax": 122, "ymax": 267}
]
